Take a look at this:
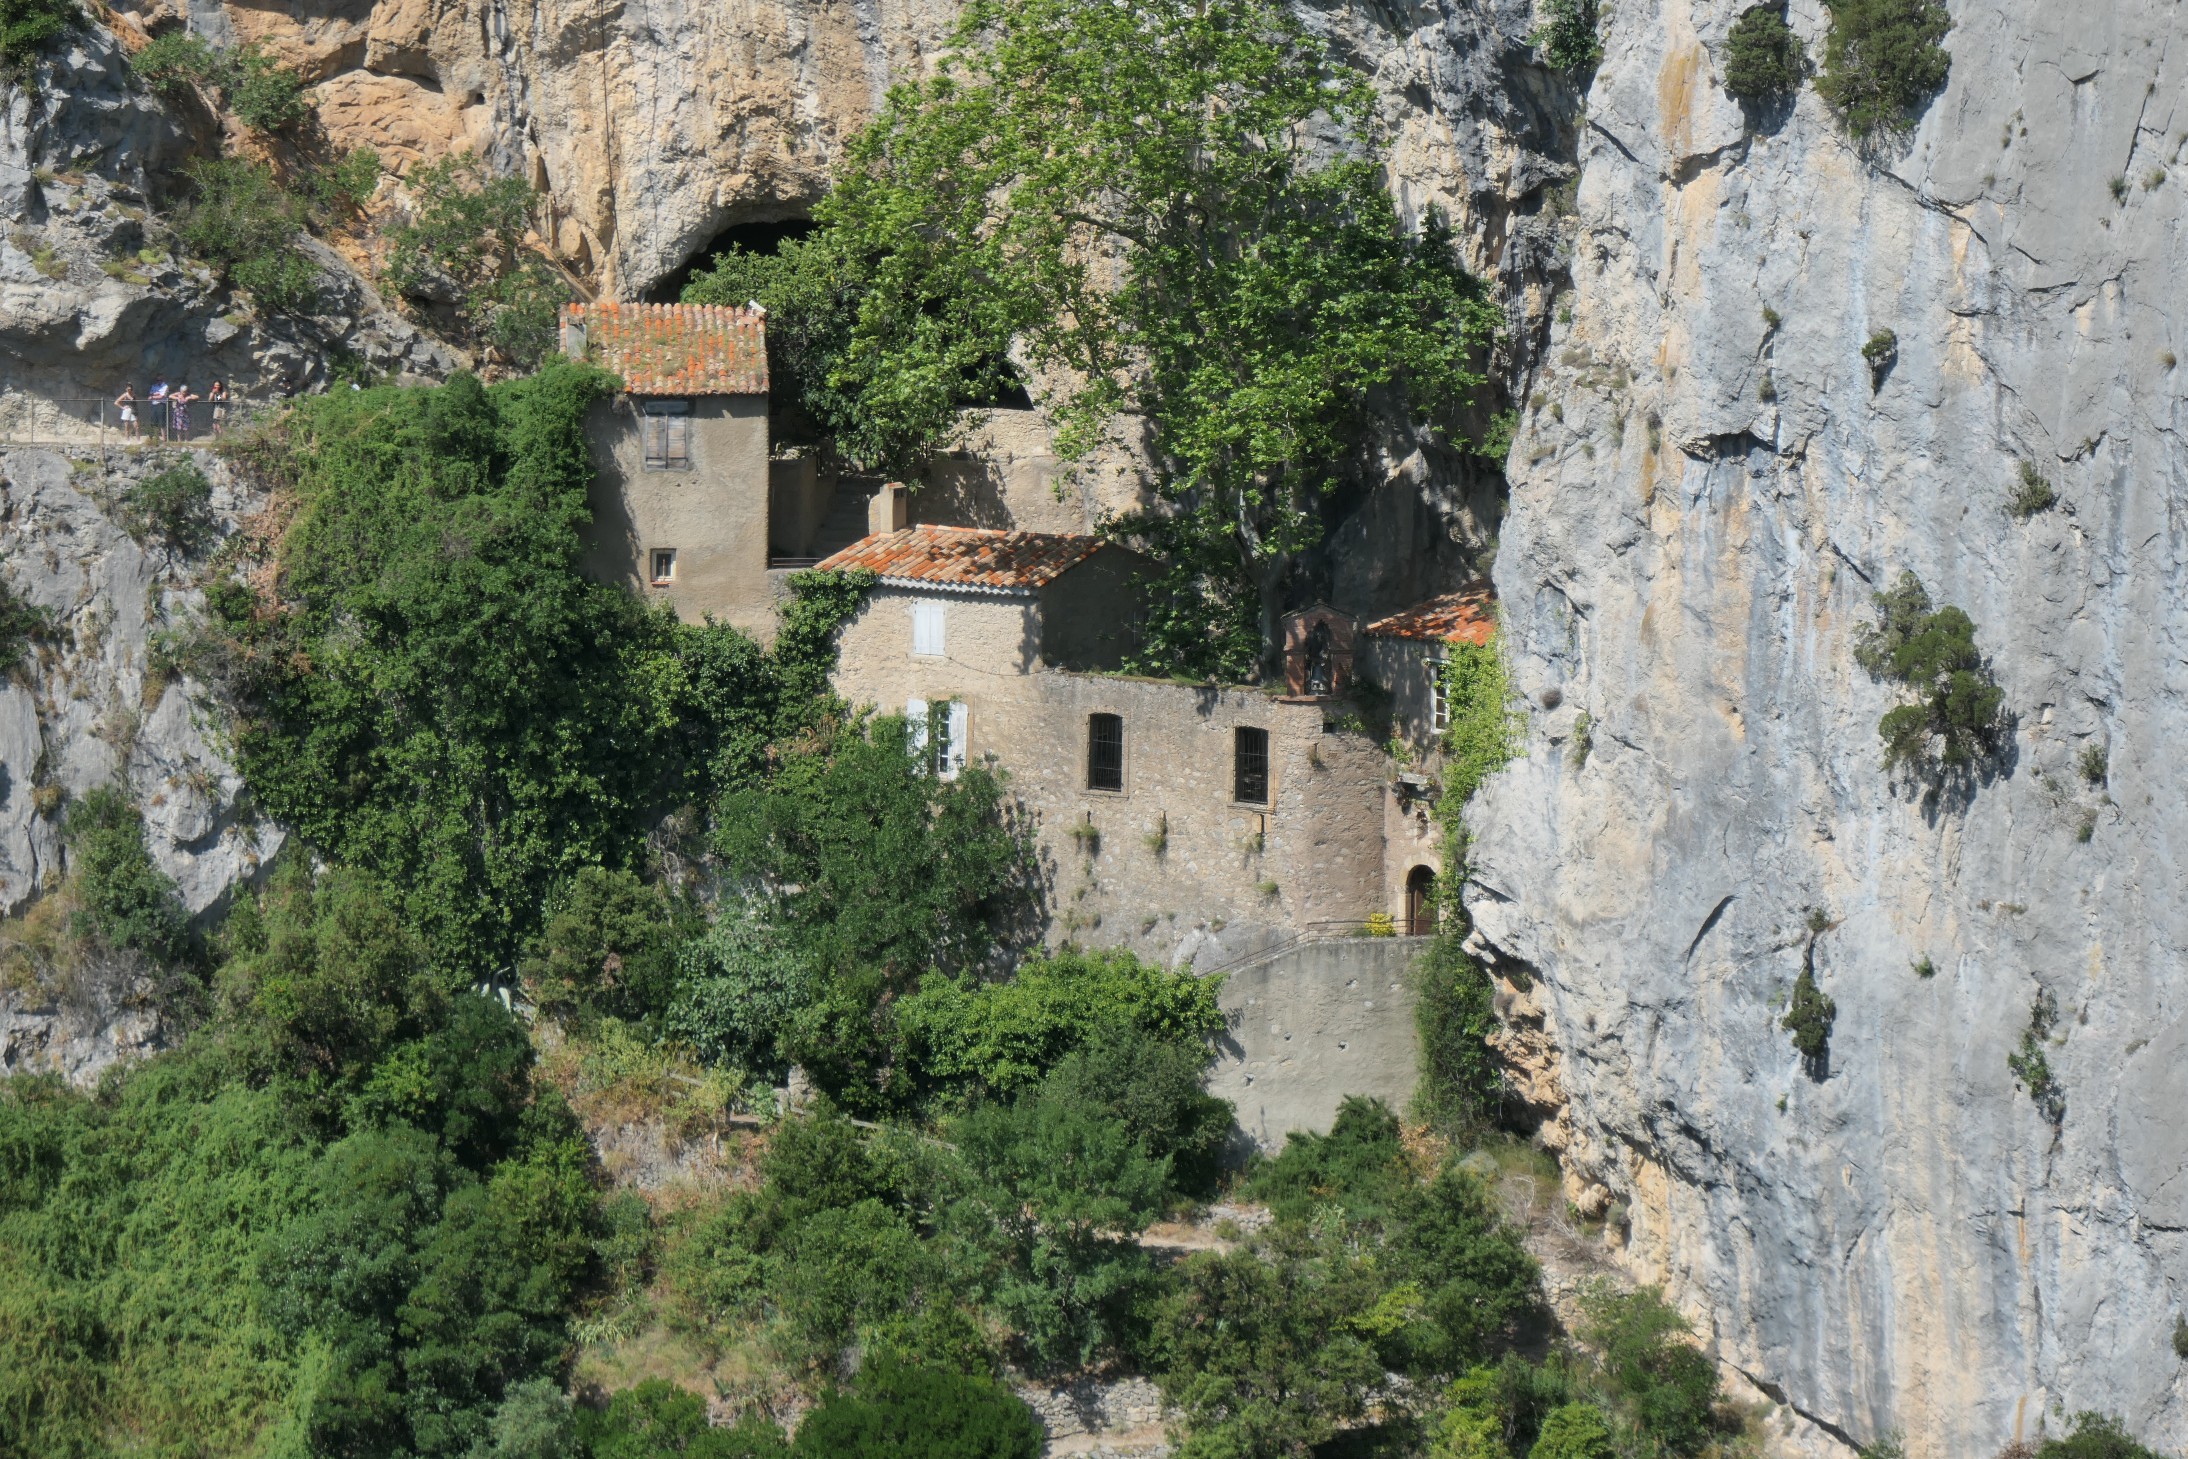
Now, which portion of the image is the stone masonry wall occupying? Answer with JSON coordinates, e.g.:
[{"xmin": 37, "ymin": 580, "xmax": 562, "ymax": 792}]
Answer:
[{"xmin": 831, "ymin": 588, "xmax": 1394, "ymax": 967}]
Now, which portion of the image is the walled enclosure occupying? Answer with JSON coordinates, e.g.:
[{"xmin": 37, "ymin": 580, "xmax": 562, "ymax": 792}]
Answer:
[
  {"xmin": 1210, "ymin": 937, "xmax": 1427, "ymax": 1149},
  {"xmin": 831, "ymin": 587, "xmax": 1392, "ymax": 966},
  {"xmin": 580, "ymin": 395, "xmax": 772, "ymax": 636}
]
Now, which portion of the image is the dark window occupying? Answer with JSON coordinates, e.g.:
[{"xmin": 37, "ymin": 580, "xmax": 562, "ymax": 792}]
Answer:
[
  {"xmin": 1086, "ymin": 713, "xmax": 1124, "ymax": 792},
  {"xmin": 1233, "ymin": 726, "xmax": 1270, "ymax": 805},
  {"xmin": 642, "ymin": 399, "xmax": 692, "ymax": 469}
]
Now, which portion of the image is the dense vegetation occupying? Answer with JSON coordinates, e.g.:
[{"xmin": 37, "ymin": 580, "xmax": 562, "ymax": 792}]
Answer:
[
  {"xmin": 1852, "ymin": 571, "xmax": 2008, "ymax": 793},
  {"xmin": 0, "ymin": 0, "xmax": 70, "ymax": 76},
  {"xmin": 1722, "ymin": 6, "xmax": 1804, "ymax": 105},
  {"xmin": 1815, "ymin": 0, "xmax": 1952, "ymax": 137},
  {"xmin": 687, "ymin": 0, "xmax": 1498, "ymax": 679},
  {"xmin": 385, "ymin": 156, "xmax": 573, "ymax": 369}
]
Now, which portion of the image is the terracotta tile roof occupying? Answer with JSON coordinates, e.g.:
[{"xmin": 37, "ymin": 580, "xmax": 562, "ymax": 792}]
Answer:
[
  {"xmin": 1364, "ymin": 585, "xmax": 1497, "ymax": 645},
  {"xmin": 813, "ymin": 525, "xmax": 1105, "ymax": 594},
  {"xmin": 561, "ymin": 302, "xmax": 768, "ymax": 395}
]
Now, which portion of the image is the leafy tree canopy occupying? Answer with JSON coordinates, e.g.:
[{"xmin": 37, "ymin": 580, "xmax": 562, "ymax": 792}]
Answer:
[
  {"xmin": 695, "ymin": 0, "xmax": 1497, "ymax": 678},
  {"xmin": 1851, "ymin": 570, "xmax": 2007, "ymax": 790}
]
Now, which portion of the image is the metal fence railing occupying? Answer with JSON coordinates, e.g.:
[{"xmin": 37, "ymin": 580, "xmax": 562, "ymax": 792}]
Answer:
[{"xmin": 0, "ymin": 394, "xmax": 284, "ymax": 447}]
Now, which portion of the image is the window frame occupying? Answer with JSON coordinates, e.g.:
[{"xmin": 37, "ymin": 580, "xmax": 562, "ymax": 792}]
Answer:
[
  {"xmin": 1085, "ymin": 712, "xmax": 1125, "ymax": 793},
  {"xmin": 1233, "ymin": 725, "xmax": 1271, "ymax": 806},
  {"xmin": 640, "ymin": 398, "xmax": 693, "ymax": 471},
  {"xmin": 1429, "ymin": 655, "xmax": 1451, "ymax": 735},
  {"xmin": 649, "ymin": 548, "xmax": 677, "ymax": 586}
]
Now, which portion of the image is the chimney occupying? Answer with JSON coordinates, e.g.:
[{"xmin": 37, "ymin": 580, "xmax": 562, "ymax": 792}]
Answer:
[{"xmin": 868, "ymin": 481, "xmax": 909, "ymax": 537}]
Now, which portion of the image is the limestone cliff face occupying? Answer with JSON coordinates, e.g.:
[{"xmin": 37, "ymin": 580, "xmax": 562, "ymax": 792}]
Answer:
[{"xmin": 1470, "ymin": 1, "xmax": 2187, "ymax": 1453}]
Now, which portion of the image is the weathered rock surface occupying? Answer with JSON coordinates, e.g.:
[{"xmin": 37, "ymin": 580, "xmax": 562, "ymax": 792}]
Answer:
[
  {"xmin": 0, "ymin": 445, "xmax": 279, "ymax": 916},
  {"xmin": 1472, "ymin": 2, "xmax": 2188, "ymax": 1454}
]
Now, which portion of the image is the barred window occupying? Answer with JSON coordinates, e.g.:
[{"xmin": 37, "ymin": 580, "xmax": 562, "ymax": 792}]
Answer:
[
  {"xmin": 641, "ymin": 399, "xmax": 692, "ymax": 469},
  {"xmin": 1233, "ymin": 726, "xmax": 1270, "ymax": 805},
  {"xmin": 1086, "ymin": 713, "xmax": 1124, "ymax": 792},
  {"xmin": 1430, "ymin": 658, "xmax": 1451, "ymax": 734}
]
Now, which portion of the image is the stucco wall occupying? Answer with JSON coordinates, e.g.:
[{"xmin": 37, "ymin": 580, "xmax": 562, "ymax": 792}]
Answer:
[
  {"xmin": 1209, "ymin": 936, "xmax": 1426, "ymax": 1149},
  {"xmin": 833, "ymin": 588, "xmax": 1395, "ymax": 964},
  {"xmin": 1359, "ymin": 635, "xmax": 1442, "ymax": 755},
  {"xmin": 1034, "ymin": 549, "xmax": 1148, "ymax": 671},
  {"xmin": 580, "ymin": 395, "xmax": 771, "ymax": 633}
]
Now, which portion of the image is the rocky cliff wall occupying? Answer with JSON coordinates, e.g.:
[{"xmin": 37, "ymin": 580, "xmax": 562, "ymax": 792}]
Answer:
[
  {"xmin": 0, "ymin": 444, "xmax": 281, "ymax": 1081},
  {"xmin": 1471, "ymin": 2, "xmax": 2187, "ymax": 1454}
]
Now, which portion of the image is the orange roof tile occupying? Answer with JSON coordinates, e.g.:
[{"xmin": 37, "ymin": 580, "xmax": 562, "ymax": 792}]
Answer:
[
  {"xmin": 814, "ymin": 525, "xmax": 1105, "ymax": 594},
  {"xmin": 1364, "ymin": 585, "xmax": 1497, "ymax": 645},
  {"xmin": 561, "ymin": 302, "xmax": 768, "ymax": 395}
]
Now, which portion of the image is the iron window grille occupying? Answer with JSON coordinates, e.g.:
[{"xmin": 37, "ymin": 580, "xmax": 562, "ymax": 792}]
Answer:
[
  {"xmin": 1086, "ymin": 713, "xmax": 1124, "ymax": 791},
  {"xmin": 1233, "ymin": 726, "xmax": 1270, "ymax": 805}
]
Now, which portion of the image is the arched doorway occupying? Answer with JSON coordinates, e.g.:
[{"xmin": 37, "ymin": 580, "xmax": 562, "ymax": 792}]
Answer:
[{"xmin": 1405, "ymin": 865, "xmax": 1436, "ymax": 937}]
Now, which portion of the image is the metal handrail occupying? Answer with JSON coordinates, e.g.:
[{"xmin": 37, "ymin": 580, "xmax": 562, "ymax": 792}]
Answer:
[{"xmin": 0, "ymin": 393, "xmax": 283, "ymax": 447}]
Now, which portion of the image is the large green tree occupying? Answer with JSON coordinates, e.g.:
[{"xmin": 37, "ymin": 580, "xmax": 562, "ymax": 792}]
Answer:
[{"xmin": 700, "ymin": 0, "xmax": 1497, "ymax": 678}]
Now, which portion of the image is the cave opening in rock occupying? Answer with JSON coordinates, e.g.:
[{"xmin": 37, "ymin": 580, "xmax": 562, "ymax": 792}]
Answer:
[{"xmin": 647, "ymin": 217, "xmax": 816, "ymax": 303}]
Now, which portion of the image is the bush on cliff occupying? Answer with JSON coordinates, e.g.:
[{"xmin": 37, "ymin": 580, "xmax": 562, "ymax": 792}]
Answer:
[
  {"xmin": 177, "ymin": 158, "xmax": 318, "ymax": 313},
  {"xmin": 0, "ymin": 0, "xmax": 73, "ymax": 75},
  {"xmin": 1723, "ymin": 6, "xmax": 1805, "ymax": 104},
  {"xmin": 1816, "ymin": 0, "xmax": 1951, "ymax": 137},
  {"xmin": 64, "ymin": 787, "xmax": 192, "ymax": 966},
  {"xmin": 1852, "ymin": 570, "xmax": 2008, "ymax": 791}
]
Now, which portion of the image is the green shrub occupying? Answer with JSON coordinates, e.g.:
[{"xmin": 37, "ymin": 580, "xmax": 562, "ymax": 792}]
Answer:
[
  {"xmin": 519, "ymin": 867, "xmax": 690, "ymax": 1030},
  {"xmin": 471, "ymin": 1378, "xmax": 582, "ymax": 1459},
  {"xmin": 1852, "ymin": 571, "xmax": 2008, "ymax": 788},
  {"xmin": 0, "ymin": 0, "xmax": 72, "ymax": 74},
  {"xmin": 130, "ymin": 30, "xmax": 219, "ymax": 94},
  {"xmin": 1151, "ymin": 1233, "xmax": 1388, "ymax": 1459},
  {"xmin": 2007, "ymin": 989, "xmax": 2064, "ymax": 1125},
  {"xmin": 952, "ymin": 1086, "xmax": 1169, "ymax": 1370},
  {"xmin": 213, "ymin": 367, "xmax": 830, "ymax": 976},
  {"xmin": 1816, "ymin": 0, "xmax": 1950, "ymax": 137},
  {"xmin": 1861, "ymin": 327, "xmax": 1897, "ymax": 385},
  {"xmin": 175, "ymin": 158, "xmax": 316, "ymax": 312},
  {"xmin": 64, "ymin": 786, "xmax": 191, "ymax": 965},
  {"xmin": 1414, "ymin": 927, "xmax": 1505, "ymax": 1136},
  {"xmin": 714, "ymin": 715, "xmax": 1033, "ymax": 1107},
  {"xmin": 221, "ymin": 41, "xmax": 309, "ymax": 132},
  {"xmin": 2173, "ymin": 1316, "xmax": 2188, "ymax": 1361},
  {"xmin": 0, "ymin": 576, "xmax": 52, "ymax": 671},
  {"xmin": 684, "ymin": 238, "xmax": 866, "ymax": 449},
  {"xmin": 1040, "ymin": 1025, "xmax": 1235, "ymax": 1197},
  {"xmin": 304, "ymin": 146, "xmax": 383, "ymax": 213},
  {"xmin": 667, "ymin": 905, "xmax": 816, "ymax": 1078},
  {"xmin": 1533, "ymin": 0, "xmax": 1602, "ymax": 72},
  {"xmin": 123, "ymin": 458, "xmax": 217, "ymax": 553},
  {"xmin": 1530, "ymin": 1403, "xmax": 1616, "ymax": 1459},
  {"xmin": 790, "ymin": 1358, "xmax": 1043, "ymax": 1459},
  {"xmin": 2034, "ymin": 1413, "xmax": 2163, "ymax": 1459},
  {"xmin": 1581, "ymin": 1287, "xmax": 1721, "ymax": 1455},
  {"xmin": 899, "ymin": 946, "xmax": 1225, "ymax": 1100},
  {"xmin": 2079, "ymin": 743, "xmax": 2108, "ymax": 786},
  {"xmin": 1442, "ymin": 636, "xmax": 1521, "ymax": 812},
  {"xmin": 1722, "ymin": 7, "xmax": 1804, "ymax": 103},
  {"xmin": 1247, "ymin": 1095, "xmax": 1409, "ymax": 1224},
  {"xmin": 386, "ymin": 155, "xmax": 571, "ymax": 368},
  {"xmin": 2008, "ymin": 460, "xmax": 2057, "ymax": 518},
  {"xmin": 1781, "ymin": 968, "xmax": 1836, "ymax": 1065}
]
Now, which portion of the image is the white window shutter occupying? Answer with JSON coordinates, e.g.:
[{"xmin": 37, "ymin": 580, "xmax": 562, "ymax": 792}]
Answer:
[
  {"xmin": 906, "ymin": 698, "xmax": 929, "ymax": 760},
  {"xmin": 912, "ymin": 600, "xmax": 945, "ymax": 657},
  {"xmin": 945, "ymin": 701, "xmax": 969, "ymax": 779}
]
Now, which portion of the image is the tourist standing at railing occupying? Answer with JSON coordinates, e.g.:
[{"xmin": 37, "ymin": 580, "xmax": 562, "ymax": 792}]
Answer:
[
  {"xmin": 169, "ymin": 382, "xmax": 195, "ymax": 439},
  {"xmin": 147, "ymin": 376, "xmax": 170, "ymax": 441},
  {"xmin": 207, "ymin": 380, "xmax": 228, "ymax": 436},
  {"xmin": 114, "ymin": 383, "xmax": 139, "ymax": 440}
]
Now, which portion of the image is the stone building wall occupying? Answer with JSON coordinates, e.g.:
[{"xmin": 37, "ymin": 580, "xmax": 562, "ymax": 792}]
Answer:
[
  {"xmin": 579, "ymin": 395, "xmax": 772, "ymax": 636},
  {"xmin": 833, "ymin": 589, "xmax": 1393, "ymax": 964}
]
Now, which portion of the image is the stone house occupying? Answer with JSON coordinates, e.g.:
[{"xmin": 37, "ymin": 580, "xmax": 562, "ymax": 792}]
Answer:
[
  {"xmin": 819, "ymin": 521, "xmax": 1405, "ymax": 964},
  {"xmin": 560, "ymin": 302, "xmax": 834, "ymax": 637},
  {"xmin": 1360, "ymin": 585, "xmax": 1497, "ymax": 934}
]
